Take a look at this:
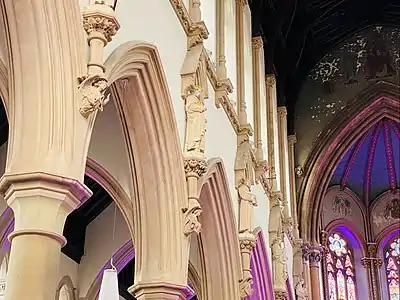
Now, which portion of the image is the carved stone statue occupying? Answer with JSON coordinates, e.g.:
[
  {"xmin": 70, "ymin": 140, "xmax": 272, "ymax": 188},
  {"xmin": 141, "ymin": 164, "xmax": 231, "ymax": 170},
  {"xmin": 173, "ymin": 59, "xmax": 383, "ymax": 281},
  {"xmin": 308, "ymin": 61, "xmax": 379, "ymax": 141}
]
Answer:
[
  {"xmin": 78, "ymin": 74, "xmax": 109, "ymax": 118},
  {"xmin": 295, "ymin": 277, "xmax": 308, "ymax": 300},
  {"xmin": 237, "ymin": 178, "xmax": 257, "ymax": 205},
  {"xmin": 184, "ymin": 85, "xmax": 206, "ymax": 155},
  {"xmin": 271, "ymin": 232, "xmax": 288, "ymax": 288}
]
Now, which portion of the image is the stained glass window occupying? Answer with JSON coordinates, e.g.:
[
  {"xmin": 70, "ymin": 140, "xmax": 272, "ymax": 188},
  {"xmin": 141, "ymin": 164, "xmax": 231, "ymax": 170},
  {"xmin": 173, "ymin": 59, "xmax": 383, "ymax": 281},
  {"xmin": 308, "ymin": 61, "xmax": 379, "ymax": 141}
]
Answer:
[
  {"xmin": 385, "ymin": 237, "xmax": 400, "ymax": 300},
  {"xmin": 326, "ymin": 232, "xmax": 357, "ymax": 300}
]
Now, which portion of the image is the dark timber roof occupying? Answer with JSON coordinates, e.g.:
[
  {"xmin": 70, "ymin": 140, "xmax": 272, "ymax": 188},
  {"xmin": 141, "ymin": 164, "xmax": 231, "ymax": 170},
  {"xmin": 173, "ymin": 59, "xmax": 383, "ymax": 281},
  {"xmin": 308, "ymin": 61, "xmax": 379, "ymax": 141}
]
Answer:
[{"xmin": 249, "ymin": 0, "xmax": 400, "ymax": 132}]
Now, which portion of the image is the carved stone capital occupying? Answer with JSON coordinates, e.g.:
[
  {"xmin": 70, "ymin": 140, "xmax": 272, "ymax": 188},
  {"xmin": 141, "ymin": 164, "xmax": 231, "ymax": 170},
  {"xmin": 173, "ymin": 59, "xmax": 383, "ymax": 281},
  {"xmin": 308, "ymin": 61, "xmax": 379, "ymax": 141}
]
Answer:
[
  {"xmin": 252, "ymin": 36, "xmax": 263, "ymax": 50},
  {"xmin": 309, "ymin": 248, "xmax": 322, "ymax": 266},
  {"xmin": 274, "ymin": 289, "xmax": 288, "ymax": 300},
  {"xmin": 239, "ymin": 276, "xmax": 253, "ymax": 298},
  {"xmin": 288, "ymin": 134, "xmax": 297, "ymax": 145},
  {"xmin": 277, "ymin": 106, "xmax": 287, "ymax": 118},
  {"xmin": 183, "ymin": 157, "xmax": 207, "ymax": 178},
  {"xmin": 182, "ymin": 198, "xmax": 202, "ymax": 236},
  {"xmin": 302, "ymin": 245, "xmax": 311, "ymax": 262},
  {"xmin": 238, "ymin": 231, "xmax": 257, "ymax": 253},
  {"xmin": 269, "ymin": 190, "xmax": 283, "ymax": 208},
  {"xmin": 236, "ymin": 0, "xmax": 249, "ymax": 7},
  {"xmin": 265, "ymin": 74, "xmax": 276, "ymax": 87},
  {"xmin": 82, "ymin": 2, "xmax": 120, "ymax": 43}
]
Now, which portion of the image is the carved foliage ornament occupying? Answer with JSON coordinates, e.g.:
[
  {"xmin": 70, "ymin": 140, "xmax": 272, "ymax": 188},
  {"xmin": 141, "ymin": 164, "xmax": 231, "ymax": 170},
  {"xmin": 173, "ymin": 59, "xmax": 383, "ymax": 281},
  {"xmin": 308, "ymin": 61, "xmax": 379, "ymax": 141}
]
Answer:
[
  {"xmin": 252, "ymin": 37, "xmax": 263, "ymax": 50},
  {"xmin": 78, "ymin": 75, "xmax": 109, "ymax": 118},
  {"xmin": 239, "ymin": 277, "xmax": 254, "ymax": 298},
  {"xmin": 183, "ymin": 199, "xmax": 202, "ymax": 236},
  {"xmin": 183, "ymin": 158, "xmax": 207, "ymax": 177}
]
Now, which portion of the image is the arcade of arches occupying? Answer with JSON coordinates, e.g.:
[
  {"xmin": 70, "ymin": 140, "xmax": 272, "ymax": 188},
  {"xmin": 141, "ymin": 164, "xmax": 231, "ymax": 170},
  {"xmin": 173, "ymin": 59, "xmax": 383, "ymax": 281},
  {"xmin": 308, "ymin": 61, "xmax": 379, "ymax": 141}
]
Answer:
[{"xmin": 0, "ymin": 1, "xmax": 398, "ymax": 300}]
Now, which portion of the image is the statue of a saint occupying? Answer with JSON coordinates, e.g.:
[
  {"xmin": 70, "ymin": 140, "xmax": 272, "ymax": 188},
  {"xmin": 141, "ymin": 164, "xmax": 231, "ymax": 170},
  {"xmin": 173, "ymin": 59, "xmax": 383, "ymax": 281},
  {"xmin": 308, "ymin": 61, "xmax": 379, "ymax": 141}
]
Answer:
[
  {"xmin": 271, "ymin": 233, "xmax": 288, "ymax": 287},
  {"xmin": 184, "ymin": 85, "xmax": 206, "ymax": 155}
]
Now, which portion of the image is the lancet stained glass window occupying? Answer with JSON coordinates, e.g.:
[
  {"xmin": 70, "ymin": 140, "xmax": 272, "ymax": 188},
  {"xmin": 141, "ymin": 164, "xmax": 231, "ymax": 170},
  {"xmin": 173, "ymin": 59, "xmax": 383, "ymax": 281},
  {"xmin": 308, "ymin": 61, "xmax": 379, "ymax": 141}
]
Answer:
[
  {"xmin": 385, "ymin": 236, "xmax": 400, "ymax": 300},
  {"xmin": 326, "ymin": 233, "xmax": 357, "ymax": 300}
]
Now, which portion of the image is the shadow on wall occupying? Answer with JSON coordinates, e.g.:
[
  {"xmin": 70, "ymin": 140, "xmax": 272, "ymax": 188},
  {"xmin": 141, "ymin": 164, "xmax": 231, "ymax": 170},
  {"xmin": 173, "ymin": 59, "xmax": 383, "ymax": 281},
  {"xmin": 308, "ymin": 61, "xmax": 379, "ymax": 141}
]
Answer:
[{"xmin": 294, "ymin": 26, "xmax": 400, "ymax": 166}]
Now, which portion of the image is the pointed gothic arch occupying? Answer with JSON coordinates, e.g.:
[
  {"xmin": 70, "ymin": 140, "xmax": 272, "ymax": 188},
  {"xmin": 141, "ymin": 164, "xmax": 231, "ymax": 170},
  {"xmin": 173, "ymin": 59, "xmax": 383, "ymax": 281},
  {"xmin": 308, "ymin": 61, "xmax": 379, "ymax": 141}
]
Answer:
[
  {"xmin": 196, "ymin": 157, "xmax": 242, "ymax": 299},
  {"xmin": 298, "ymin": 81, "xmax": 400, "ymax": 242},
  {"xmin": 103, "ymin": 42, "xmax": 189, "ymax": 286}
]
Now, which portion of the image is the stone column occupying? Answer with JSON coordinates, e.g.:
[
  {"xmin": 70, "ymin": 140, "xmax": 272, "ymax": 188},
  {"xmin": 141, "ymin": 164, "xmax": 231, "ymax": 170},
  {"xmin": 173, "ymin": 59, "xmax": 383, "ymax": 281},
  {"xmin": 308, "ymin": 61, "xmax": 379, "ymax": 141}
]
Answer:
[
  {"xmin": 309, "ymin": 247, "xmax": 323, "ymax": 300},
  {"xmin": 288, "ymin": 135, "xmax": 299, "ymax": 239},
  {"xmin": 265, "ymin": 75, "xmax": 278, "ymax": 190},
  {"xmin": 0, "ymin": 174, "xmax": 91, "ymax": 300},
  {"xmin": 302, "ymin": 244, "xmax": 312, "ymax": 298},
  {"xmin": 277, "ymin": 107, "xmax": 290, "ymax": 223},
  {"xmin": 361, "ymin": 243, "xmax": 383, "ymax": 300}
]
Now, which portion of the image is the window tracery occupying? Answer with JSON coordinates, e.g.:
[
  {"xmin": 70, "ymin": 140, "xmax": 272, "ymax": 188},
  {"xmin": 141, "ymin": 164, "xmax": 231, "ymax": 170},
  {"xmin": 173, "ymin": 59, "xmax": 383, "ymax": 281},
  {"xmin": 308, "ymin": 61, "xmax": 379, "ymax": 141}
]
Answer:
[
  {"xmin": 385, "ymin": 236, "xmax": 400, "ymax": 300},
  {"xmin": 326, "ymin": 233, "xmax": 357, "ymax": 300}
]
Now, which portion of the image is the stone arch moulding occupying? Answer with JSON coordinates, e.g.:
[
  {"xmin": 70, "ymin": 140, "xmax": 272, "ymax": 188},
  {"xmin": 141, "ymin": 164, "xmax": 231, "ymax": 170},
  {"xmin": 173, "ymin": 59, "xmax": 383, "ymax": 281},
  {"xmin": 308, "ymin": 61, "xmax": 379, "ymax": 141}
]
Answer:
[
  {"xmin": 104, "ymin": 41, "xmax": 189, "ymax": 286},
  {"xmin": 197, "ymin": 157, "xmax": 242, "ymax": 300},
  {"xmin": 85, "ymin": 157, "xmax": 134, "ymax": 237},
  {"xmin": 298, "ymin": 81, "xmax": 400, "ymax": 242},
  {"xmin": 324, "ymin": 219, "xmax": 367, "ymax": 257},
  {"xmin": 0, "ymin": 58, "xmax": 8, "ymax": 116},
  {"xmin": 55, "ymin": 276, "xmax": 76, "ymax": 300},
  {"xmin": 249, "ymin": 227, "xmax": 275, "ymax": 300}
]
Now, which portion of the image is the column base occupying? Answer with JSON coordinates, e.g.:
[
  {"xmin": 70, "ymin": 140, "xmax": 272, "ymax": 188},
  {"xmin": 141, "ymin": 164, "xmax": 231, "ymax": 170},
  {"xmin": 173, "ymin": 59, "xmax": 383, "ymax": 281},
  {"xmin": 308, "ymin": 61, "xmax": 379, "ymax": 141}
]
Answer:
[{"xmin": 128, "ymin": 282, "xmax": 190, "ymax": 300}]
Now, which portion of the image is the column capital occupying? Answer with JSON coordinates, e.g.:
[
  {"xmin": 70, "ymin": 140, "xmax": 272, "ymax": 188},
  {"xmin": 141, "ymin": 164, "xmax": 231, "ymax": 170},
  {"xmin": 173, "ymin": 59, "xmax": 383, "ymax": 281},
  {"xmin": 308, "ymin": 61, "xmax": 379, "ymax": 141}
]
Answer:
[
  {"xmin": 265, "ymin": 74, "xmax": 276, "ymax": 87},
  {"xmin": 288, "ymin": 134, "xmax": 297, "ymax": 145},
  {"xmin": 0, "ymin": 172, "xmax": 92, "ymax": 209},
  {"xmin": 239, "ymin": 231, "xmax": 257, "ymax": 253},
  {"xmin": 129, "ymin": 282, "xmax": 190, "ymax": 300},
  {"xmin": 0, "ymin": 172, "xmax": 92, "ymax": 242},
  {"xmin": 252, "ymin": 36, "xmax": 263, "ymax": 50},
  {"xmin": 236, "ymin": 0, "xmax": 248, "ymax": 7},
  {"xmin": 309, "ymin": 247, "xmax": 323, "ymax": 267},
  {"xmin": 277, "ymin": 106, "xmax": 287, "ymax": 118},
  {"xmin": 183, "ymin": 156, "xmax": 207, "ymax": 178},
  {"xmin": 82, "ymin": 2, "xmax": 120, "ymax": 43}
]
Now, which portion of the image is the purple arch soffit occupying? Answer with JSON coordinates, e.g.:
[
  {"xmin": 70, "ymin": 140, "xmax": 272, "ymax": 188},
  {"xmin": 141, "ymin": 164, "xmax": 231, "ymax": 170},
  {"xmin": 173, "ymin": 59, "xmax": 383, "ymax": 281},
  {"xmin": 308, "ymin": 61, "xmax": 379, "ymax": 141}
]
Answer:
[
  {"xmin": 286, "ymin": 279, "xmax": 295, "ymax": 300},
  {"xmin": 248, "ymin": 230, "xmax": 274, "ymax": 300},
  {"xmin": 0, "ymin": 208, "xmax": 14, "ymax": 255}
]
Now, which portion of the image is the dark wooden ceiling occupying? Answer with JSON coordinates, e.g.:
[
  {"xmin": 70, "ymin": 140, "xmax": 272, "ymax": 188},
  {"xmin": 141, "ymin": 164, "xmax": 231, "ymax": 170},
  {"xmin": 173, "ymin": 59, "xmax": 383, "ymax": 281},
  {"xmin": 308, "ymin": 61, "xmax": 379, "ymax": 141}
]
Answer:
[{"xmin": 249, "ymin": 0, "xmax": 400, "ymax": 132}]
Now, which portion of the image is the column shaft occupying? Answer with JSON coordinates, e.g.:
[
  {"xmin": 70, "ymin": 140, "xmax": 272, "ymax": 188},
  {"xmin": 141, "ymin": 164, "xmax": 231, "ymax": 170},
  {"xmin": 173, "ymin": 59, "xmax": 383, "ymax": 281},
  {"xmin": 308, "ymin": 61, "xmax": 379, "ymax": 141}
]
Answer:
[{"xmin": 309, "ymin": 248, "xmax": 323, "ymax": 300}]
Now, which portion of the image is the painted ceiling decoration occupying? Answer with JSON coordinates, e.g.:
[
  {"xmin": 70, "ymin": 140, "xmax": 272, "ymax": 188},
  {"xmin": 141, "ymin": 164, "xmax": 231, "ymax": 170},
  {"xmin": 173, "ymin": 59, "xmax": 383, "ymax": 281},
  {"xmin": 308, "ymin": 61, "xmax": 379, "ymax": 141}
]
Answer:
[
  {"xmin": 329, "ymin": 118, "xmax": 400, "ymax": 206},
  {"xmin": 249, "ymin": 0, "xmax": 400, "ymax": 133}
]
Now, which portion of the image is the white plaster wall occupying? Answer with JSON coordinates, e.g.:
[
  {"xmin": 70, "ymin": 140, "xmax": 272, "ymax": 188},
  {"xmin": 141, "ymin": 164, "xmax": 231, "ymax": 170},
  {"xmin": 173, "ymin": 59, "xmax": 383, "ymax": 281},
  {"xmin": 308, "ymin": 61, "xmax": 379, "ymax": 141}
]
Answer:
[
  {"xmin": 59, "ymin": 254, "xmax": 79, "ymax": 287},
  {"xmin": 202, "ymin": 0, "xmax": 217, "ymax": 59},
  {"xmin": 243, "ymin": 5, "xmax": 254, "ymax": 141},
  {"xmin": 284, "ymin": 236, "xmax": 294, "ymax": 295},
  {"xmin": 103, "ymin": 0, "xmax": 187, "ymax": 149},
  {"xmin": 78, "ymin": 203, "xmax": 130, "ymax": 298},
  {"xmin": 88, "ymin": 98, "xmax": 132, "ymax": 199},
  {"xmin": 204, "ymin": 81, "xmax": 238, "ymax": 217},
  {"xmin": 252, "ymin": 184, "xmax": 270, "ymax": 247}
]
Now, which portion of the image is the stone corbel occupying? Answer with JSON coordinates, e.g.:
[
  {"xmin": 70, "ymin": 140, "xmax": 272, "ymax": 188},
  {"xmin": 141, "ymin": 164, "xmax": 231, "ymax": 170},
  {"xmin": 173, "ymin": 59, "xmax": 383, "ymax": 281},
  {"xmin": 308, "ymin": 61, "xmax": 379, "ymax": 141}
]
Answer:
[
  {"xmin": 80, "ymin": 0, "xmax": 119, "ymax": 119},
  {"xmin": 238, "ymin": 231, "xmax": 257, "ymax": 298},
  {"xmin": 188, "ymin": 21, "xmax": 209, "ymax": 48},
  {"xmin": 182, "ymin": 157, "xmax": 207, "ymax": 236}
]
